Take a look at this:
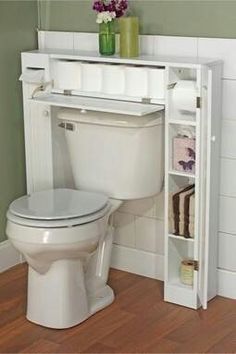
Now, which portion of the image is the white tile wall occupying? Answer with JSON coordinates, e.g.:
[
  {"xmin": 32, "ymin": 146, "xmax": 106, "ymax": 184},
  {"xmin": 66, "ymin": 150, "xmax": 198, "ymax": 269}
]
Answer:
[
  {"xmin": 218, "ymin": 233, "xmax": 236, "ymax": 272},
  {"xmin": 114, "ymin": 212, "xmax": 135, "ymax": 248},
  {"xmin": 154, "ymin": 36, "xmax": 198, "ymax": 58},
  {"xmin": 222, "ymin": 79, "xmax": 236, "ymax": 121},
  {"xmin": 139, "ymin": 35, "xmax": 156, "ymax": 55},
  {"xmin": 39, "ymin": 31, "xmax": 74, "ymax": 50},
  {"xmin": 135, "ymin": 216, "xmax": 164, "ymax": 254},
  {"xmin": 119, "ymin": 197, "xmax": 155, "ymax": 218},
  {"xmin": 219, "ymin": 196, "xmax": 236, "ymax": 235},
  {"xmin": 74, "ymin": 32, "xmax": 99, "ymax": 52},
  {"xmin": 114, "ymin": 198, "xmax": 164, "ymax": 256},
  {"xmin": 221, "ymin": 120, "xmax": 236, "ymax": 158},
  {"xmin": 113, "ymin": 212, "xmax": 135, "ymax": 248},
  {"xmin": 220, "ymin": 158, "xmax": 236, "ymax": 197}
]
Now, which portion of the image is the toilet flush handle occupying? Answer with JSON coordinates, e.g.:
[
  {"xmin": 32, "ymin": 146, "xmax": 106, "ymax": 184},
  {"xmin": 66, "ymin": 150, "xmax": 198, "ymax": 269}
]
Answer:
[{"xmin": 58, "ymin": 122, "xmax": 75, "ymax": 131}]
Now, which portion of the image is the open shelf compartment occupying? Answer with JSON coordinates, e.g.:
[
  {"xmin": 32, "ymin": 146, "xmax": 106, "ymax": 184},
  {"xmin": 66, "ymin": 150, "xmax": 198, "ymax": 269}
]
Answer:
[
  {"xmin": 168, "ymin": 174, "xmax": 195, "ymax": 239},
  {"xmin": 164, "ymin": 237, "xmax": 198, "ymax": 309},
  {"xmin": 168, "ymin": 123, "xmax": 196, "ymax": 177},
  {"xmin": 167, "ymin": 67, "xmax": 198, "ymax": 124}
]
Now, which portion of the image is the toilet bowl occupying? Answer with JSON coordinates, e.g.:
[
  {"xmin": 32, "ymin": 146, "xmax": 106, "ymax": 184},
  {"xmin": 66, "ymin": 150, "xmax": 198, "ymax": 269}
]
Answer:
[{"xmin": 6, "ymin": 188, "xmax": 121, "ymax": 329}]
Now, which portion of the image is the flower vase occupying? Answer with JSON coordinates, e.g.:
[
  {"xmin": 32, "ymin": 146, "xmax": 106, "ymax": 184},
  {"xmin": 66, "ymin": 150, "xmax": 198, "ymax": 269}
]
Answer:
[{"xmin": 99, "ymin": 21, "xmax": 115, "ymax": 55}]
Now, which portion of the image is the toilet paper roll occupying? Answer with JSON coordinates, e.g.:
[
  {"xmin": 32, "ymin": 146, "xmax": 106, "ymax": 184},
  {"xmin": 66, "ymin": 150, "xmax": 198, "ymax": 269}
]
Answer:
[
  {"xmin": 102, "ymin": 64, "xmax": 125, "ymax": 95},
  {"xmin": 19, "ymin": 68, "xmax": 45, "ymax": 84},
  {"xmin": 81, "ymin": 63, "xmax": 103, "ymax": 92},
  {"xmin": 53, "ymin": 60, "xmax": 81, "ymax": 91},
  {"xmin": 172, "ymin": 80, "xmax": 197, "ymax": 113},
  {"xmin": 125, "ymin": 66, "xmax": 148, "ymax": 97},
  {"xmin": 148, "ymin": 68, "xmax": 165, "ymax": 100}
]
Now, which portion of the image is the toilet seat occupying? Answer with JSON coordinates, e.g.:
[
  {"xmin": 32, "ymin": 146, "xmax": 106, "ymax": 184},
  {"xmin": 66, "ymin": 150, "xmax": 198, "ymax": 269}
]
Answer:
[{"xmin": 7, "ymin": 189, "xmax": 111, "ymax": 228}]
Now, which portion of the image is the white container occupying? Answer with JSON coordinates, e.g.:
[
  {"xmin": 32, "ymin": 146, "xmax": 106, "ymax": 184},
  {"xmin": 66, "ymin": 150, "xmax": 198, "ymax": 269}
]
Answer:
[
  {"xmin": 102, "ymin": 64, "xmax": 125, "ymax": 95},
  {"xmin": 125, "ymin": 66, "xmax": 148, "ymax": 97},
  {"xmin": 148, "ymin": 68, "xmax": 165, "ymax": 100},
  {"xmin": 53, "ymin": 60, "xmax": 82, "ymax": 91},
  {"xmin": 58, "ymin": 108, "xmax": 164, "ymax": 200},
  {"xmin": 81, "ymin": 63, "xmax": 103, "ymax": 92}
]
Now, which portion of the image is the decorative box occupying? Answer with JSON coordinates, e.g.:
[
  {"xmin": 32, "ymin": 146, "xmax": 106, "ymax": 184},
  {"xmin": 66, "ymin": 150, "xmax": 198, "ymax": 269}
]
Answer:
[{"xmin": 173, "ymin": 137, "xmax": 196, "ymax": 174}]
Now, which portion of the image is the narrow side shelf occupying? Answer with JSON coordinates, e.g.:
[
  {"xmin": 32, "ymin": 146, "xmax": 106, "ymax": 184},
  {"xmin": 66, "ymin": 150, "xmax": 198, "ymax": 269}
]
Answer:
[
  {"xmin": 168, "ymin": 170, "xmax": 195, "ymax": 178},
  {"xmin": 168, "ymin": 119, "xmax": 196, "ymax": 127},
  {"xmin": 164, "ymin": 282, "xmax": 196, "ymax": 309},
  {"xmin": 168, "ymin": 234, "xmax": 195, "ymax": 242},
  {"xmin": 30, "ymin": 94, "xmax": 164, "ymax": 116}
]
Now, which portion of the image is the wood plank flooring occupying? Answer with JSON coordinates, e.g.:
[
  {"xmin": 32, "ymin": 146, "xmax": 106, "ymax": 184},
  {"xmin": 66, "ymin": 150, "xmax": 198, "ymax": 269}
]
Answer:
[{"xmin": 0, "ymin": 264, "xmax": 235, "ymax": 353}]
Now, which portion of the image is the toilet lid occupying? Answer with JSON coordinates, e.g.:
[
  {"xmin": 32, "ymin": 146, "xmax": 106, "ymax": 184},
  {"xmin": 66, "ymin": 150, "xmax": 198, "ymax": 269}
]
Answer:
[{"xmin": 9, "ymin": 189, "xmax": 109, "ymax": 220}]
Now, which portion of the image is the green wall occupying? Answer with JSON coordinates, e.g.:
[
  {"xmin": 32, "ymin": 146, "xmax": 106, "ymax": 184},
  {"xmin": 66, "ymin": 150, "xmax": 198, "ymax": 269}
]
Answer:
[
  {"xmin": 39, "ymin": 0, "xmax": 236, "ymax": 38},
  {"xmin": 0, "ymin": 1, "xmax": 38, "ymax": 241}
]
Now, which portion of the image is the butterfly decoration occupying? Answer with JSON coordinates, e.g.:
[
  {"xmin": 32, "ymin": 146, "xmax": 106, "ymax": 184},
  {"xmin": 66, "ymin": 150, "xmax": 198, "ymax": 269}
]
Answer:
[
  {"xmin": 187, "ymin": 147, "xmax": 196, "ymax": 160},
  {"xmin": 178, "ymin": 160, "xmax": 195, "ymax": 171}
]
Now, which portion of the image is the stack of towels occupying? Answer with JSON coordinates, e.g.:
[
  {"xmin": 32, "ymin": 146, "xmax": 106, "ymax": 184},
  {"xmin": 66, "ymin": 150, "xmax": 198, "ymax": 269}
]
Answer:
[{"xmin": 169, "ymin": 184, "xmax": 195, "ymax": 238}]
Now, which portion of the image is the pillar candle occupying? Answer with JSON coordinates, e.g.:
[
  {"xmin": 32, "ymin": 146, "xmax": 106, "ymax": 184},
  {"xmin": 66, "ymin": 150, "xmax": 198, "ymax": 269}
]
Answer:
[{"xmin": 119, "ymin": 17, "xmax": 139, "ymax": 58}]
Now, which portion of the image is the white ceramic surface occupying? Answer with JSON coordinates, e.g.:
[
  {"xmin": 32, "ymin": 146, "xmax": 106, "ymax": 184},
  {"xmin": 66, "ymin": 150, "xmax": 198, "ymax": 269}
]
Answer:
[
  {"xmin": 9, "ymin": 188, "xmax": 108, "ymax": 220},
  {"xmin": 59, "ymin": 109, "xmax": 164, "ymax": 199}
]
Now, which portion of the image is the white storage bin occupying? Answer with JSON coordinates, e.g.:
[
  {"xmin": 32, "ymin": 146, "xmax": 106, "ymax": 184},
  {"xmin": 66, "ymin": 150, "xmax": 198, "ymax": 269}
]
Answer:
[
  {"xmin": 81, "ymin": 63, "xmax": 103, "ymax": 92},
  {"xmin": 125, "ymin": 66, "xmax": 148, "ymax": 97},
  {"xmin": 148, "ymin": 68, "xmax": 165, "ymax": 100},
  {"xmin": 53, "ymin": 60, "xmax": 82, "ymax": 91},
  {"xmin": 102, "ymin": 64, "xmax": 125, "ymax": 95}
]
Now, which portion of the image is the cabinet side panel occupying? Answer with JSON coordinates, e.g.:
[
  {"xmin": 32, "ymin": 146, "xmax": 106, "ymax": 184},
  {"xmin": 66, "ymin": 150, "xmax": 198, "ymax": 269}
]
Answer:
[{"xmin": 207, "ymin": 64, "xmax": 222, "ymax": 300}]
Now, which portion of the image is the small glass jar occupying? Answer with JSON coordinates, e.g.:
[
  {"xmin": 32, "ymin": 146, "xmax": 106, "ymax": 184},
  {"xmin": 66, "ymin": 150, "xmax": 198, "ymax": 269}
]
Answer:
[
  {"xmin": 99, "ymin": 21, "xmax": 115, "ymax": 56},
  {"xmin": 180, "ymin": 260, "xmax": 194, "ymax": 286}
]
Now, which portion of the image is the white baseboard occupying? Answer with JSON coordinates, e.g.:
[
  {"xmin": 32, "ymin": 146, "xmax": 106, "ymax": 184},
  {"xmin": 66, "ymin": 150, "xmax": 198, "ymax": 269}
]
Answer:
[
  {"xmin": 217, "ymin": 268, "xmax": 236, "ymax": 299},
  {"xmin": 0, "ymin": 240, "xmax": 22, "ymax": 273},
  {"xmin": 111, "ymin": 244, "xmax": 164, "ymax": 281}
]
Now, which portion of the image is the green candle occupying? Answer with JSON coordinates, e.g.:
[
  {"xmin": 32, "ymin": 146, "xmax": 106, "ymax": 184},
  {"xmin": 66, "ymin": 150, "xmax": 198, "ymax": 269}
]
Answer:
[{"xmin": 119, "ymin": 17, "xmax": 139, "ymax": 58}]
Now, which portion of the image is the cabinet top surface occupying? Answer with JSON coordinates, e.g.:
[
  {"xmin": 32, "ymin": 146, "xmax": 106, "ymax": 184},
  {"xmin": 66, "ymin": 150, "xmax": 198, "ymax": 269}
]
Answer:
[{"xmin": 23, "ymin": 49, "xmax": 222, "ymax": 68}]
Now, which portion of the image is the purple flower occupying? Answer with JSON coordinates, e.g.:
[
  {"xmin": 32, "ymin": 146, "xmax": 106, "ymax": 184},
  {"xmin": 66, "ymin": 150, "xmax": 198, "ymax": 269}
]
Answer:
[{"xmin": 92, "ymin": 0, "xmax": 128, "ymax": 18}]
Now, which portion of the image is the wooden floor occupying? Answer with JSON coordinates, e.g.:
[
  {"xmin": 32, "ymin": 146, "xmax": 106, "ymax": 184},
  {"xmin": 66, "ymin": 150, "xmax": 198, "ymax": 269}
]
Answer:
[{"xmin": 0, "ymin": 264, "xmax": 235, "ymax": 353}]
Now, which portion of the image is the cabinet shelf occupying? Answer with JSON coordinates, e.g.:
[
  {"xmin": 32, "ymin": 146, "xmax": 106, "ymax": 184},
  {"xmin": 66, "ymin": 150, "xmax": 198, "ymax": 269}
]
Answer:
[
  {"xmin": 167, "ymin": 279, "xmax": 193, "ymax": 290},
  {"xmin": 30, "ymin": 93, "xmax": 164, "ymax": 117},
  {"xmin": 168, "ymin": 170, "xmax": 195, "ymax": 178},
  {"xmin": 168, "ymin": 234, "xmax": 195, "ymax": 242},
  {"xmin": 168, "ymin": 119, "xmax": 196, "ymax": 127}
]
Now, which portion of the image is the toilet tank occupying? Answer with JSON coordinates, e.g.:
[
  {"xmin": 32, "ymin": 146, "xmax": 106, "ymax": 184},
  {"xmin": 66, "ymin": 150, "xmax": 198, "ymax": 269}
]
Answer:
[{"xmin": 57, "ymin": 108, "xmax": 164, "ymax": 200}]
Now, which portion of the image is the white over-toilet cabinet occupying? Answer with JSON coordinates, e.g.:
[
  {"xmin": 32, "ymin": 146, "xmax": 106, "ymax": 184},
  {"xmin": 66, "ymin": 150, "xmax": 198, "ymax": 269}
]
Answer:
[{"xmin": 21, "ymin": 49, "xmax": 222, "ymax": 310}]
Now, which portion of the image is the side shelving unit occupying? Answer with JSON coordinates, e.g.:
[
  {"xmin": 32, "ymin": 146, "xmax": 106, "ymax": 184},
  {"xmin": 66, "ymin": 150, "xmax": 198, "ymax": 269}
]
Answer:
[{"xmin": 164, "ymin": 65, "xmax": 201, "ymax": 309}]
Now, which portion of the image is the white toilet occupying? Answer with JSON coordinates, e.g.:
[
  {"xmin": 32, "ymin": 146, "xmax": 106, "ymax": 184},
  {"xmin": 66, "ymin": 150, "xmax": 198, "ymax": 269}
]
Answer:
[{"xmin": 6, "ymin": 108, "xmax": 163, "ymax": 329}]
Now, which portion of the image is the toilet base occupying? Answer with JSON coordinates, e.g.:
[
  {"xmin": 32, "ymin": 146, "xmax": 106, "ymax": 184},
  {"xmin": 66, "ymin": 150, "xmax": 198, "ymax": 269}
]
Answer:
[
  {"xmin": 89, "ymin": 285, "xmax": 115, "ymax": 315},
  {"xmin": 26, "ymin": 259, "xmax": 114, "ymax": 329}
]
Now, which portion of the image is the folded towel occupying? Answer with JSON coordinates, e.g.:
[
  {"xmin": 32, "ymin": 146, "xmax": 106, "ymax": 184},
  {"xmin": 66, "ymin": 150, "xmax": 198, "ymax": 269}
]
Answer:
[
  {"xmin": 169, "ymin": 184, "xmax": 195, "ymax": 237},
  {"xmin": 183, "ymin": 190, "xmax": 195, "ymax": 237},
  {"xmin": 179, "ymin": 188, "xmax": 195, "ymax": 236},
  {"xmin": 172, "ymin": 184, "xmax": 194, "ymax": 235}
]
